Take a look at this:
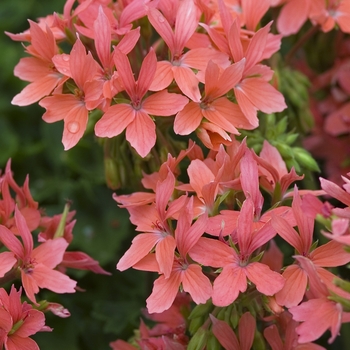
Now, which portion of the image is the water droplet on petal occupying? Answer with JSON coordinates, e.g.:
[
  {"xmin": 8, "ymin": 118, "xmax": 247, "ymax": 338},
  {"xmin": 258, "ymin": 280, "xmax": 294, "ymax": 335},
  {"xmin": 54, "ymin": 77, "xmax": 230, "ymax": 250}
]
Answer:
[
  {"xmin": 158, "ymin": 15, "xmax": 165, "ymax": 23},
  {"xmin": 62, "ymin": 54, "xmax": 70, "ymax": 62},
  {"xmin": 67, "ymin": 121, "xmax": 79, "ymax": 134}
]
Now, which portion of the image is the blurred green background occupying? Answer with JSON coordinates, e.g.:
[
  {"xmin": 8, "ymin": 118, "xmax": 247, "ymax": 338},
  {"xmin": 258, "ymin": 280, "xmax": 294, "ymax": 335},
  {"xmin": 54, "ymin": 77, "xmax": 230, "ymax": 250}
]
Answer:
[{"xmin": 0, "ymin": 1, "xmax": 149, "ymax": 348}]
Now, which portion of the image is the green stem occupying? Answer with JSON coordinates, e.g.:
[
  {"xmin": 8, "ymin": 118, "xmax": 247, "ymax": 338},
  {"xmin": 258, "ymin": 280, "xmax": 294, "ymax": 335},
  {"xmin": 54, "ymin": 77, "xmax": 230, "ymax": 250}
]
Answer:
[{"xmin": 285, "ymin": 25, "xmax": 320, "ymax": 64}]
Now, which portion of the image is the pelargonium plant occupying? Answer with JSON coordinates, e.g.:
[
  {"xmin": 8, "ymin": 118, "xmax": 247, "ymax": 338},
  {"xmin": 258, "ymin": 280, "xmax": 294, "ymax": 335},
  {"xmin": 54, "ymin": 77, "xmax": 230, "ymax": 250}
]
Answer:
[{"xmin": 3, "ymin": 0, "xmax": 350, "ymax": 349}]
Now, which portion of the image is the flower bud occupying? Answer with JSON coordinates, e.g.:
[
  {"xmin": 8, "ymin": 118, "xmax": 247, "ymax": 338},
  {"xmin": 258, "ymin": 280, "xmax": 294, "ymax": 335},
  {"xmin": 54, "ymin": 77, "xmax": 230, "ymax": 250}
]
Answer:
[
  {"xmin": 189, "ymin": 300, "xmax": 213, "ymax": 319},
  {"xmin": 187, "ymin": 327, "xmax": 208, "ymax": 350},
  {"xmin": 293, "ymin": 147, "xmax": 320, "ymax": 172}
]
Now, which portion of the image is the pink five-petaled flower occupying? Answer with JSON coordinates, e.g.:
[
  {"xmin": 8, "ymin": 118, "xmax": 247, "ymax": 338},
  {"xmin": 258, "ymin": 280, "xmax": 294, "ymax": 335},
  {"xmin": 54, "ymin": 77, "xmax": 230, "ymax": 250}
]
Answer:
[
  {"xmin": 272, "ymin": 186, "xmax": 350, "ymax": 307},
  {"xmin": 146, "ymin": 197, "xmax": 210, "ymax": 314},
  {"xmin": 10, "ymin": 20, "xmax": 66, "ymax": 107},
  {"xmin": 210, "ymin": 312, "xmax": 256, "ymax": 350},
  {"xmin": 174, "ymin": 59, "xmax": 255, "ymax": 136},
  {"xmin": 189, "ymin": 197, "xmax": 285, "ymax": 307},
  {"xmin": 94, "ymin": 48, "xmax": 188, "ymax": 157},
  {"xmin": 116, "ymin": 169, "xmax": 177, "ymax": 278},
  {"xmin": 39, "ymin": 37, "xmax": 100, "ymax": 150},
  {"xmin": 289, "ymin": 256, "xmax": 350, "ymax": 344},
  {"xmin": 0, "ymin": 207, "xmax": 77, "ymax": 304},
  {"xmin": 0, "ymin": 285, "xmax": 49, "ymax": 350}
]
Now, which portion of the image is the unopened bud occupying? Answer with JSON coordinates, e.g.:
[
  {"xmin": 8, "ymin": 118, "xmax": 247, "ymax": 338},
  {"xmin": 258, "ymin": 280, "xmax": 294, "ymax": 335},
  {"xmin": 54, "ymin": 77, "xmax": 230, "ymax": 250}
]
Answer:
[
  {"xmin": 189, "ymin": 316, "xmax": 205, "ymax": 335},
  {"xmin": 206, "ymin": 332, "xmax": 221, "ymax": 350},
  {"xmin": 189, "ymin": 300, "xmax": 213, "ymax": 319},
  {"xmin": 187, "ymin": 327, "xmax": 208, "ymax": 350},
  {"xmin": 104, "ymin": 157, "xmax": 122, "ymax": 190},
  {"xmin": 293, "ymin": 147, "xmax": 320, "ymax": 172}
]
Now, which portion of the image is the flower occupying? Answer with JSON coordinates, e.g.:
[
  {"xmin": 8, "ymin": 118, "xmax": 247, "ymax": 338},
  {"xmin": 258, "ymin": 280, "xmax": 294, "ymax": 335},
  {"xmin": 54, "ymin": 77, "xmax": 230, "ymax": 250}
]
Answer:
[
  {"xmin": 0, "ymin": 285, "xmax": 49, "ymax": 349},
  {"xmin": 0, "ymin": 207, "xmax": 77, "ymax": 304},
  {"xmin": 94, "ymin": 49, "xmax": 188, "ymax": 157}
]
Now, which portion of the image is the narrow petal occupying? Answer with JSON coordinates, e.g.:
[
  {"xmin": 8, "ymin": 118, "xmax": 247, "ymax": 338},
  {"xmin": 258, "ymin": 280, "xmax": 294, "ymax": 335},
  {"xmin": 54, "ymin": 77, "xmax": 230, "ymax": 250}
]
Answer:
[
  {"xmin": 149, "ymin": 61, "xmax": 174, "ymax": 91},
  {"xmin": 0, "ymin": 226, "xmax": 23, "ymax": 259},
  {"xmin": 137, "ymin": 48, "xmax": 157, "ymax": 98},
  {"xmin": 228, "ymin": 19, "xmax": 244, "ymax": 62},
  {"xmin": 210, "ymin": 98, "xmax": 254, "ymax": 130},
  {"xmin": 237, "ymin": 78, "xmax": 287, "ymax": 114},
  {"xmin": 146, "ymin": 272, "xmax": 182, "ymax": 313},
  {"xmin": 173, "ymin": 66, "xmax": 201, "ymax": 102},
  {"xmin": 187, "ymin": 160, "xmax": 215, "ymax": 198},
  {"xmin": 70, "ymin": 39, "xmax": 99, "ymax": 90},
  {"xmin": 31, "ymin": 238, "xmax": 68, "ymax": 269},
  {"xmin": 275, "ymin": 264, "xmax": 308, "ymax": 307},
  {"xmin": 264, "ymin": 325, "xmax": 284, "ymax": 350},
  {"xmin": 244, "ymin": 22, "xmax": 271, "ymax": 71},
  {"xmin": 174, "ymin": 0, "xmax": 198, "ymax": 54},
  {"xmin": 182, "ymin": 264, "xmax": 212, "ymax": 304},
  {"xmin": 214, "ymin": 59, "xmax": 245, "ymax": 99},
  {"xmin": 114, "ymin": 49, "xmax": 136, "ymax": 97},
  {"xmin": 21, "ymin": 271, "xmax": 40, "ymax": 304},
  {"xmin": 179, "ymin": 213, "xmax": 208, "ymax": 257},
  {"xmin": 147, "ymin": 8, "xmax": 175, "ymax": 52},
  {"xmin": 125, "ymin": 110, "xmax": 156, "ymax": 158},
  {"xmin": 213, "ymin": 265, "xmax": 247, "ymax": 306},
  {"xmin": 116, "ymin": 28, "xmax": 140, "ymax": 55},
  {"xmin": 94, "ymin": 104, "xmax": 135, "ymax": 138},
  {"xmin": 234, "ymin": 87, "xmax": 259, "ymax": 127},
  {"xmin": 245, "ymin": 262, "xmax": 285, "ymax": 296},
  {"xmin": 210, "ymin": 315, "xmax": 240, "ymax": 350},
  {"xmin": 6, "ymin": 335, "xmax": 40, "ymax": 350},
  {"xmin": 156, "ymin": 235, "xmax": 176, "ymax": 278},
  {"xmin": 203, "ymin": 103, "xmax": 240, "ymax": 134},
  {"xmin": 62, "ymin": 104, "xmax": 88, "ymax": 150},
  {"xmin": 117, "ymin": 233, "xmax": 161, "ymax": 271},
  {"xmin": 310, "ymin": 240, "xmax": 350, "ymax": 267},
  {"xmin": 189, "ymin": 237, "xmax": 234, "ymax": 267},
  {"xmin": 320, "ymin": 177, "xmax": 350, "ymax": 207},
  {"xmin": 11, "ymin": 74, "xmax": 61, "ymax": 106},
  {"xmin": 0, "ymin": 252, "xmax": 16, "ymax": 278},
  {"xmin": 174, "ymin": 101, "xmax": 203, "ymax": 135},
  {"xmin": 272, "ymin": 215, "xmax": 304, "ymax": 253},
  {"xmin": 16, "ymin": 309, "xmax": 45, "ymax": 337},
  {"xmin": 142, "ymin": 90, "xmax": 188, "ymax": 116},
  {"xmin": 39, "ymin": 95, "xmax": 79, "ymax": 123},
  {"xmin": 277, "ymin": 0, "xmax": 311, "ymax": 36},
  {"xmin": 94, "ymin": 6, "xmax": 111, "ymax": 68},
  {"xmin": 239, "ymin": 312, "xmax": 256, "ymax": 350},
  {"xmin": 32, "ymin": 264, "xmax": 77, "ymax": 294}
]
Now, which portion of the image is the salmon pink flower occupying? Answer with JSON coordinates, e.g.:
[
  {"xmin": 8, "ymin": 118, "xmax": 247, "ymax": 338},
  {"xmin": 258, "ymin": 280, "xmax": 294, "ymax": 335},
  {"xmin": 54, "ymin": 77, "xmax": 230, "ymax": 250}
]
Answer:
[
  {"xmin": 10, "ymin": 20, "xmax": 67, "ymax": 106},
  {"xmin": 272, "ymin": 187, "xmax": 350, "ymax": 307},
  {"xmin": 146, "ymin": 198, "xmax": 210, "ymax": 313},
  {"xmin": 116, "ymin": 170, "xmax": 177, "ymax": 278},
  {"xmin": 0, "ymin": 207, "xmax": 77, "ymax": 304},
  {"xmin": 190, "ymin": 198, "xmax": 285, "ymax": 307},
  {"xmin": 39, "ymin": 37, "xmax": 100, "ymax": 150},
  {"xmin": 148, "ymin": 0, "xmax": 229, "ymax": 101},
  {"xmin": 174, "ymin": 59, "xmax": 255, "ymax": 136},
  {"xmin": 289, "ymin": 256, "xmax": 350, "ymax": 344},
  {"xmin": 94, "ymin": 49, "xmax": 188, "ymax": 157},
  {"xmin": 0, "ymin": 285, "xmax": 49, "ymax": 350}
]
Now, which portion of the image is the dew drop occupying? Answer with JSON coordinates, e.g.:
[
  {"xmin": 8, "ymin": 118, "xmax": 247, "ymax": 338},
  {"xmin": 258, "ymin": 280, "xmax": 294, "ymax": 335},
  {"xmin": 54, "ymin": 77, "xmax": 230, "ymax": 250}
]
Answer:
[
  {"xmin": 62, "ymin": 54, "xmax": 70, "ymax": 62},
  {"xmin": 67, "ymin": 121, "xmax": 79, "ymax": 134},
  {"xmin": 158, "ymin": 15, "xmax": 165, "ymax": 23}
]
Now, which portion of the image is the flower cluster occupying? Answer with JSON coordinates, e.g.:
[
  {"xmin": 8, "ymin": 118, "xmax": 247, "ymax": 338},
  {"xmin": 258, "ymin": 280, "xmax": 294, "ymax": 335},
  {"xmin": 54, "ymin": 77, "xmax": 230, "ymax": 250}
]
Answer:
[
  {"xmin": 0, "ymin": 160, "xmax": 109, "ymax": 347},
  {"xmin": 5, "ymin": 0, "xmax": 350, "ymax": 349}
]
